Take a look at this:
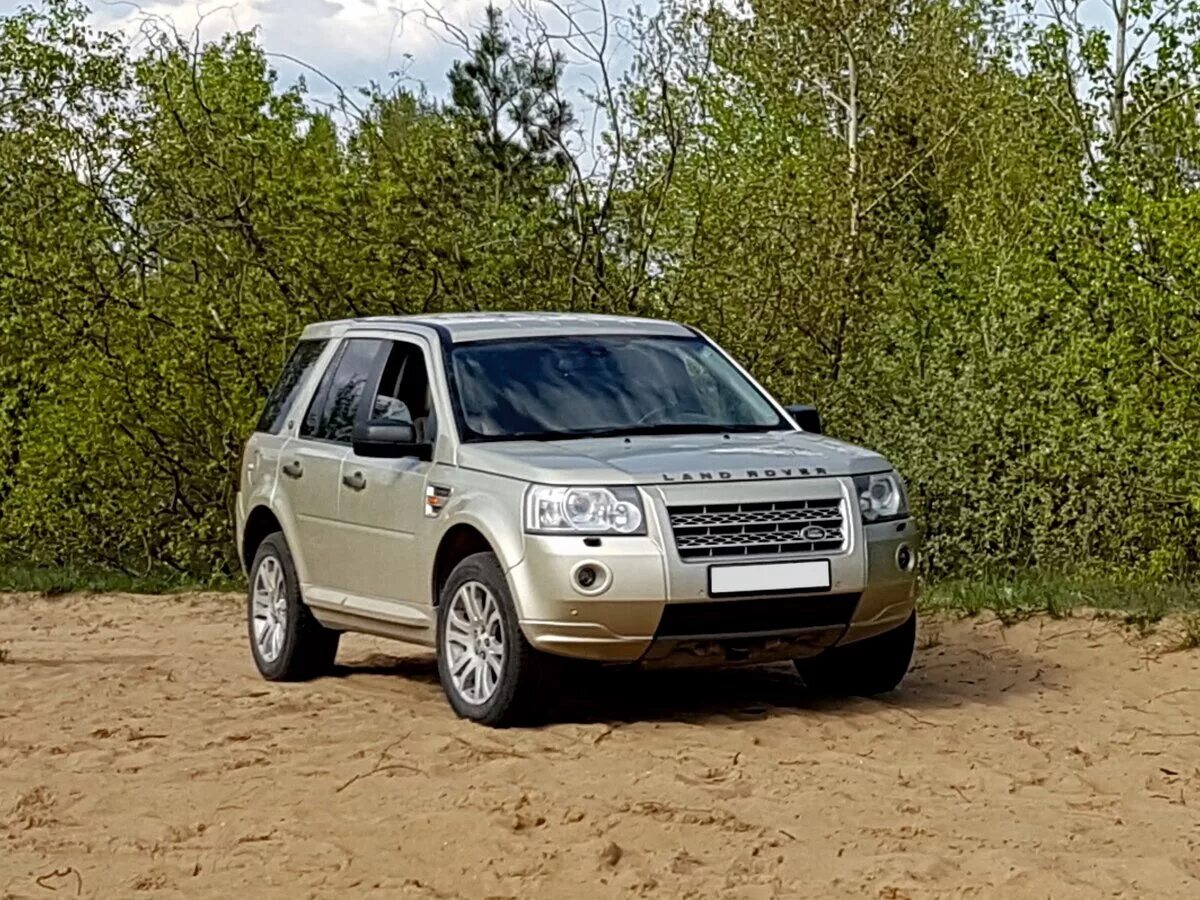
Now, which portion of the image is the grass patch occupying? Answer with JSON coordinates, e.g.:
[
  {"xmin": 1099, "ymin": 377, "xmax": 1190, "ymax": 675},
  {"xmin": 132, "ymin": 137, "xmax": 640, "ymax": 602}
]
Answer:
[
  {"xmin": 0, "ymin": 564, "xmax": 240, "ymax": 596},
  {"xmin": 922, "ymin": 572, "xmax": 1200, "ymax": 625},
  {"xmin": 3, "ymin": 562, "xmax": 1198, "ymax": 631}
]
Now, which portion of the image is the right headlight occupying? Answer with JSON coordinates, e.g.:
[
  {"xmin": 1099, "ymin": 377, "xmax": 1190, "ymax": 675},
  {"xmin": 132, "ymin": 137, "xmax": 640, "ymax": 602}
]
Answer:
[
  {"xmin": 524, "ymin": 485, "xmax": 647, "ymax": 535},
  {"xmin": 853, "ymin": 471, "xmax": 909, "ymax": 523}
]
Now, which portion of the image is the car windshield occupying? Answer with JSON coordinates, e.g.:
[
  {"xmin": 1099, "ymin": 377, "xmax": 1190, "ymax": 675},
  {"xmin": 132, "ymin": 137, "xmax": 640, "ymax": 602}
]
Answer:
[{"xmin": 448, "ymin": 334, "xmax": 787, "ymax": 441}]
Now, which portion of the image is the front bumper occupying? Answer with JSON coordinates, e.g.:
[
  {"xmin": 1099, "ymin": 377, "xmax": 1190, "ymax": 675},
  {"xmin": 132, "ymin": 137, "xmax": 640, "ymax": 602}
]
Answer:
[
  {"xmin": 508, "ymin": 478, "xmax": 918, "ymax": 665},
  {"xmin": 511, "ymin": 533, "xmax": 666, "ymax": 662},
  {"xmin": 841, "ymin": 518, "xmax": 920, "ymax": 645}
]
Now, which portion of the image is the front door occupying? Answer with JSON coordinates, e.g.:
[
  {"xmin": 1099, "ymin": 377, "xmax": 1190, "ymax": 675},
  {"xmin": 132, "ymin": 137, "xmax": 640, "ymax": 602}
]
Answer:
[{"xmin": 337, "ymin": 337, "xmax": 437, "ymax": 626}]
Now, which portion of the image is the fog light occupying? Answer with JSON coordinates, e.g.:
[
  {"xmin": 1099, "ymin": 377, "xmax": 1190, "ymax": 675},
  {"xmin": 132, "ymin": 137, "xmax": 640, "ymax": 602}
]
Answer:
[
  {"xmin": 570, "ymin": 561, "xmax": 612, "ymax": 596},
  {"xmin": 896, "ymin": 544, "xmax": 915, "ymax": 572}
]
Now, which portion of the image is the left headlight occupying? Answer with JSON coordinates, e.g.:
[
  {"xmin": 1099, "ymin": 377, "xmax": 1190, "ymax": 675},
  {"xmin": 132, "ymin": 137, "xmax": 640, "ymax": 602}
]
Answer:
[
  {"xmin": 853, "ymin": 471, "xmax": 909, "ymax": 523},
  {"xmin": 524, "ymin": 485, "xmax": 647, "ymax": 535}
]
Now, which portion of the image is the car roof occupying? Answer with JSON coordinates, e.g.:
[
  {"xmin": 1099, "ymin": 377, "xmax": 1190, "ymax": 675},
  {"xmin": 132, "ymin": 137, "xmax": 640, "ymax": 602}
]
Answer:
[{"xmin": 299, "ymin": 312, "xmax": 694, "ymax": 343}]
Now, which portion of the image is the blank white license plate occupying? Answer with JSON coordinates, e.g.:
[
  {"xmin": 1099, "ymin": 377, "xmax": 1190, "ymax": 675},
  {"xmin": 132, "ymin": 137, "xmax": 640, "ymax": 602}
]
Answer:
[{"xmin": 708, "ymin": 560, "xmax": 831, "ymax": 596}]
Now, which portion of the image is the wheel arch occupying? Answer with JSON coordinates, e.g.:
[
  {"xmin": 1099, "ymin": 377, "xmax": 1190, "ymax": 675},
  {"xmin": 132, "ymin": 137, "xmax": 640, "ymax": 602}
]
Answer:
[
  {"xmin": 431, "ymin": 523, "xmax": 497, "ymax": 607},
  {"xmin": 242, "ymin": 505, "xmax": 284, "ymax": 575}
]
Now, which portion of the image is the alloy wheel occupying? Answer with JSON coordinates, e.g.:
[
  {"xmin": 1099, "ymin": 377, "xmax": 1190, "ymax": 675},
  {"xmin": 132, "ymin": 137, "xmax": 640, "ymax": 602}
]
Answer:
[
  {"xmin": 251, "ymin": 554, "xmax": 288, "ymax": 663},
  {"xmin": 443, "ymin": 580, "xmax": 505, "ymax": 705}
]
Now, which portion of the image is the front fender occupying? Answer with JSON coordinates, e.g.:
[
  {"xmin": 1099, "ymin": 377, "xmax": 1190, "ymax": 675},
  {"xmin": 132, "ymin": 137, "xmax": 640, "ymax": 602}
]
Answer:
[{"xmin": 433, "ymin": 475, "xmax": 527, "ymax": 575}]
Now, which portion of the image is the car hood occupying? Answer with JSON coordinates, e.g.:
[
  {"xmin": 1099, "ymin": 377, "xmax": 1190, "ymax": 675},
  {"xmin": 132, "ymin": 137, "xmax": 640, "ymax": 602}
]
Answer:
[{"xmin": 455, "ymin": 431, "xmax": 890, "ymax": 486}]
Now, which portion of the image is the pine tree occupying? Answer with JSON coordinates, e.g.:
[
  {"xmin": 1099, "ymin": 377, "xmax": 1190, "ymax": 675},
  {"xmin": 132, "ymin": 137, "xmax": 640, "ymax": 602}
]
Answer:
[{"xmin": 447, "ymin": 4, "xmax": 574, "ymax": 174}]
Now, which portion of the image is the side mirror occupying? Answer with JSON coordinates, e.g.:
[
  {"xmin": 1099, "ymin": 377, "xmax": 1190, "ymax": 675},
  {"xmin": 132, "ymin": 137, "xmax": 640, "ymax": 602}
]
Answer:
[
  {"xmin": 785, "ymin": 404, "xmax": 823, "ymax": 435},
  {"xmin": 352, "ymin": 421, "xmax": 432, "ymax": 460}
]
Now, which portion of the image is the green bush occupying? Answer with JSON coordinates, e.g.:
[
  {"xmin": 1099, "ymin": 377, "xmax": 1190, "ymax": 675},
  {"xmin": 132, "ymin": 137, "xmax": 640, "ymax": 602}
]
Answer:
[{"xmin": 0, "ymin": 1, "xmax": 1196, "ymax": 590}]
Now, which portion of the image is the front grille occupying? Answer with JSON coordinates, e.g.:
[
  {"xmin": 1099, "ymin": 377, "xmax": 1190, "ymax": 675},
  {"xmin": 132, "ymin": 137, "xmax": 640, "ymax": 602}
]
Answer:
[
  {"xmin": 655, "ymin": 593, "xmax": 860, "ymax": 640},
  {"xmin": 667, "ymin": 498, "xmax": 846, "ymax": 560}
]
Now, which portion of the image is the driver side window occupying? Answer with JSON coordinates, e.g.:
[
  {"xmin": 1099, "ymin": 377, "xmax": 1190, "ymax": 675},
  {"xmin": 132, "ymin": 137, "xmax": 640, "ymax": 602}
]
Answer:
[{"xmin": 368, "ymin": 340, "xmax": 437, "ymax": 444}]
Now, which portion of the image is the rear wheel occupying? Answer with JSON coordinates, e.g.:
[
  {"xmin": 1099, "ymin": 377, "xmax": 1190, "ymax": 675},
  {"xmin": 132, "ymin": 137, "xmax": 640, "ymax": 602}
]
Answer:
[
  {"xmin": 794, "ymin": 611, "xmax": 916, "ymax": 696},
  {"xmin": 436, "ymin": 552, "xmax": 550, "ymax": 727},
  {"xmin": 247, "ymin": 532, "xmax": 340, "ymax": 681}
]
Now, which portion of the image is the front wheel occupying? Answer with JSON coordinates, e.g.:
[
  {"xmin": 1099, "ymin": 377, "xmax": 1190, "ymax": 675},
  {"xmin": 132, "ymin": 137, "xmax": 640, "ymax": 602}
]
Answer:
[
  {"xmin": 247, "ymin": 532, "xmax": 340, "ymax": 681},
  {"xmin": 436, "ymin": 552, "xmax": 550, "ymax": 727},
  {"xmin": 794, "ymin": 611, "xmax": 916, "ymax": 696}
]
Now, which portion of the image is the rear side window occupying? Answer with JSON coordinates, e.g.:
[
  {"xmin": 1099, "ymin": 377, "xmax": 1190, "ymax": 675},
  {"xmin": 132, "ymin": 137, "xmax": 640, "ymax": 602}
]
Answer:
[
  {"xmin": 301, "ymin": 338, "xmax": 386, "ymax": 443},
  {"xmin": 256, "ymin": 339, "xmax": 328, "ymax": 434}
]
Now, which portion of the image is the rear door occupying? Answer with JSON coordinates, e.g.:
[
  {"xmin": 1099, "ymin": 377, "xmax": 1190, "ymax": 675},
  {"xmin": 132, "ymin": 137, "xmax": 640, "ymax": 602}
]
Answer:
[
  {"xmin": 337, "ymin": 336, "xmax": 438, "ymax": 627},
  {"xmin": 240, "ymin": 338, "xmax": 330, "ymax": 566},
  {"xmin": 279, "ymin": 337, "xmax": 386, "ymax": 601}
]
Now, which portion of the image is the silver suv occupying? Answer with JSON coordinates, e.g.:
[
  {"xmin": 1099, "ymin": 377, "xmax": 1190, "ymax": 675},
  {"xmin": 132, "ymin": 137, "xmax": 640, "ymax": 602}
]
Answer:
[{"xmin": 236, "ymin": 314, "xmax": 918, "ymax": 725}]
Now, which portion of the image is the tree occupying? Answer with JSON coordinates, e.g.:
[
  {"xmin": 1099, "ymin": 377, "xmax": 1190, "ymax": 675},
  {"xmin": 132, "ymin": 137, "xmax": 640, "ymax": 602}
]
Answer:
[
  {"xmin": 447, "ymin": 4, "xmax": 574, "ymax": 175},
  {"xmin": 0, "ymin": 0, "xmax": 1198, "ymax": 584}
]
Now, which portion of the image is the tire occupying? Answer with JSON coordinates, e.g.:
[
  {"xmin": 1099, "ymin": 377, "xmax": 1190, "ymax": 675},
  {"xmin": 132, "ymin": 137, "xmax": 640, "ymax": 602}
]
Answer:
[
  {"xmin": 436, "ymin": 552, "xmax": 550, "ymax": 727},
  {"xmin": 794, "ymin": 611, "xmax": 916, "ymax": 696},
  {"xmin": 247, "ymin": 532, "xmax": 340, "ymax": 681}
]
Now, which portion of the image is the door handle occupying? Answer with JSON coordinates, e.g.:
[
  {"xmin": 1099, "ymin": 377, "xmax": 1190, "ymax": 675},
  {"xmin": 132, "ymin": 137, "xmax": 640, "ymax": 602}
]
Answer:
[
  {"xmin": 342, "ymin": 471, "xmax": 366, "ymax": 491},
  {"xmin": 282, "ymin": 461, "xmax": 303, "ymax": 479}
]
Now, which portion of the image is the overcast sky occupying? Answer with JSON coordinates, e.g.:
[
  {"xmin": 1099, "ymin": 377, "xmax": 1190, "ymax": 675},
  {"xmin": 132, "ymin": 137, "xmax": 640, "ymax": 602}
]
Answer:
[
  {"xmin": 1, "ymin": 0, "xmax": 535, "ymax": 101},
  {"xmin": 0, "ymin": 1, "xmax": 1121, "ymax": 110}
]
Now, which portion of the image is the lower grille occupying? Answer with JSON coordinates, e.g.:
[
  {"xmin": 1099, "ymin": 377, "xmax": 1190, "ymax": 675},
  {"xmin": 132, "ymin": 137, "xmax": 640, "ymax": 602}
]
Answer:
[
  {"xmin": 654, "ymin": 593, "xmax": 860, "ymax": 640},
  {"xmin": 668, "ymin": 498, "xmax": 846, "ymax": 560}
]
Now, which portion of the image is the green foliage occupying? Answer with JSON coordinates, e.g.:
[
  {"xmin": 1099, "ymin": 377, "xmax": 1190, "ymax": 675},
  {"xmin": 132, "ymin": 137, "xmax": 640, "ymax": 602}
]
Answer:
[
  {"xmin": 626, "ymin": 0, "xmax": 1200, "ymax": 582},
  {"xmin": 0, "ymin": 0, "xmax": 1197, "ymax": 595},
  {"xmin": 0, "ymin": 563, "xmax": 231, "ymax": 595}
]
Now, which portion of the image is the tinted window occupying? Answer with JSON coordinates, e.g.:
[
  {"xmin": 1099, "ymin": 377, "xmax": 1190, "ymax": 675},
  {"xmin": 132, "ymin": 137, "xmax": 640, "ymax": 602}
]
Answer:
[
  {"xmin": 449, "ymin": 335, "xmax": 785, "ymax": 441},
  {"xmin": 256, "ymin": 339, "xmax": 328, "ymax": 434},
  {"xmin": 300, "ymin": 339, "xmax": 385, "ymax": 442},
  {"xmin": 367, "ymin": 341, "xmax": 437, "ymax": 444}
]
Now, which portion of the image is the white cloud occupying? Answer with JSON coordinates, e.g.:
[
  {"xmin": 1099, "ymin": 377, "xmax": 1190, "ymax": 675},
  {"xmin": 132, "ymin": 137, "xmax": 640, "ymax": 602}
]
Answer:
[
  {"xmin": 77, "ymin": 0, "xmax": 512, "ymax": 97},
  {"xmin": 0, "ymin": 0, "xmax": 638, "ymax": 132}
]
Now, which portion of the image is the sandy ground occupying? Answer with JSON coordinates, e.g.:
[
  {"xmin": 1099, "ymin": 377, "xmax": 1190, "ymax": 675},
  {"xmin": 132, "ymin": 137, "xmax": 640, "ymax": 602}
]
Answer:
[{"xmin": 1, "ymin": 593, "xmax": 1198, "ymax": 899}]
